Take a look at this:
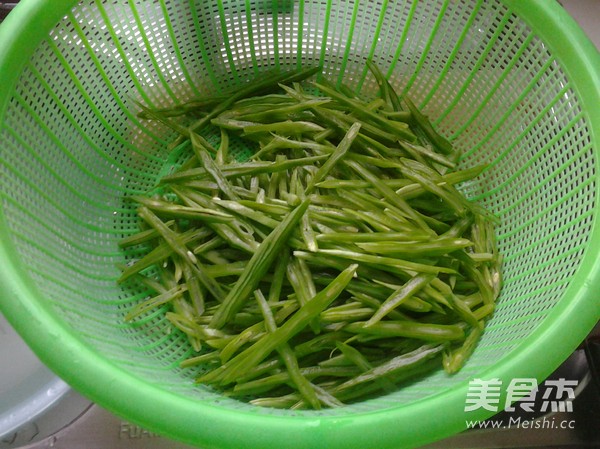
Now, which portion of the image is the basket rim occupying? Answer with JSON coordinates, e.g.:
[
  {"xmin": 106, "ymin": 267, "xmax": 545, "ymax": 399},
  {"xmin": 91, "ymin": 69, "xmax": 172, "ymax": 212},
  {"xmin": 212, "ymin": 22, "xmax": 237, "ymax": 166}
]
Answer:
[{"xmin": 0, "ymin": 1, "xmax": 599, "ymax": 448}]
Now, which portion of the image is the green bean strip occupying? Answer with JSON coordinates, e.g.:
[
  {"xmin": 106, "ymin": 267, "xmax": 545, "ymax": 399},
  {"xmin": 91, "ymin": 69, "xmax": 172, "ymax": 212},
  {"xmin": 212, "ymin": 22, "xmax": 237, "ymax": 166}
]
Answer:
[
  {"xmin": 252, "ymin": 135, "xmax": 334, "ymax": 161},
  {"xmin": 444, "ymin": 291, "xmax": 482, "ymax": 330},
  {"xmin": 242, "ymin": 120, "xmax": 326, "ymax": 137},
  {"xmin": 398, "ymin": 139, "xmax": 455, "ymax": 169},
  {"xmin": 293, "ymin": 332, "xmax": 351, "ymax": 359},
  {"xmin": 118, "ymin": 220, "xmax": 176, "ymax": 247},
  {"xmin": 316, "ymin": 231, "xmax": 431, "ymax": 243},
  {"xmin": 137, "ymin": 97, "xmax": 228, "ymax": 119},
  {"xmin": 443, "ymin": 325, "xmax": 483, "ymax": 374},
  {"xmin": 366, "ymin": 273, "xmax": 436, "ymax": 326},
  {"xmin": 134, "ymin": 100, "xmax": 191, "ymax": 138},
  {"xmin": 170, "ymin": 186, "xmax": 259, "ymax": 253},
  {"xmin": 210, "ymin": 199, "xmax": 310, "ymax": 329},
  {"xmin": 233, "ymin": 358, "xmax": 282, "ymax": 384},
  {"xmin": 181, "ymin": 261, "xmax": 205, "ymax": 316},
  {"xmin": 255, "ymin": 290, "xmax": 322, "ymax": 409},
  {"xmin": 165, "ymin": 312, "xmax": 229, "ymax": 342},
  {"xmin": 192, "ymin": 235, "xmax": 224, "ymax": 255},
  {"xmin": 161, "ymin": 154, "xmax": 329, "ymax": 184},
  {"xmin": 232, "ymin": 365, "xmax": 361, "ymax": 397},
  {"xmin": 309, "ymin": 249, "xmax": 455, "ymax": 275},
  {"xmin": 202, "ymin": 261, "xmax": 246, "ymax": 278},
  {"xmin": 313, "ymin": 82, "xmax": 417, "ymax": 142},
  {"xmin": 399, "ymin": 158, "xmax": 470, "ymax": 216},
  {"xmin": 180, "ymin": 351, "xmax": 222, "ymax": 368},
  {"xmin": 315, "ymin": 107, "xmax": 400, "ymax": 145},
  {"xmin": 332, "ymin": 358, "xmax": 442, "ymax": 403},
  {"xmin": 286, "ymin": 257, "xmax": 320, "ymax": 328},
  {"xmin": 191, "ymin": 132, "xmax": 240, "ymax": 201},
  {"xmin": 294, "ymin": 250, "xmax": 415, "ymax": 281},
  {"xmin": 118, "ymin": 228, "xmax": 210, "ymax": 283},
  {"xmin": 237, "ymin": 199, "xmax": 291, "ymax": 216},
  {"xmin": 349, "ymin": 291, "xmax": 413, "ymax": 321},
  {"xmin": 200, "ymin": 264, "xmax": 358, "ymax": 385},
  {"xmin": 346, "ymin": 321, "xmax": 464, "ymax": 342},
  {"xmin": 216, "ymin": 127, "xmax": 229, "ymax": 165},
  {"xmin": 219, "ymin": 322, "xmax": 266, "ymax": 363},
  {"xmin": 394, "ymin": 164, "xmax": 486, "ymax": 199},
  {"xmin": 320, "ymin": 307, "xmax": 373, "ymax": 323},
  {"xmin": 250, "ymin": 382, "xmax": 341, "ymax": 408},
  {"xmin": 344, "ymin": 159, "xmax": 433, "ymax": 233},
  {"xmin": 356, "ymin": 238, "xmax": 473, "ymax": 257},
  {"xmin": 137, "ymin": 207, "xmax": 226, "ymax": 301},
  {"xmin": 334, "ymin": 344, "xmax": 445, "ymax": 392},
  {"xmin": 249, "ymin": 396, "xmax": 297, "ymax": 409},
  {"xmin": 304, "ymin": 122, "xmax": 361, "ymax": 195},
  {"xmin": 366, "ymin": 60, "xmax": 403, "ymax": 113},
  {"xmin": 335, "ymin": 341, "xmax": 396, "ymax": 393},
  {"xmin": 231, "ymin": 99, "xmax": 330, "ymax": 123},
  {"xmin": 267, "ymin": 248, "xmax": 291, "ymax": 304},
  {"xmin": 300, "ymin": 209, "xmax": 318, "ymax": 252},
  {"xmin": 298, "ymin": 384, "xmax": 345, "ymax": 409},
  {"xmin": 452, "ymin": 250, "xmax": 495, "ymax": 305},
  {"xmin": 315, "ymin": 178, "xmax": 409, "ymax": 189},
  {"xmin": 130, "ymin": 196, "xmax": 233, "ymax": 223},
  {"xmin": 212, "ymin": 198, "xmax": 280, "ymax": 229},
  {"xmin": 124, "ymin": 285, "xmax": 186, "ymax": 321},
  {"xmin": 183, "ymin": 67, "xmax": 322, "ymax": 137},
  {"xmin": 403, "ymin": 96, "xmax": 453, "ymax": 155}
]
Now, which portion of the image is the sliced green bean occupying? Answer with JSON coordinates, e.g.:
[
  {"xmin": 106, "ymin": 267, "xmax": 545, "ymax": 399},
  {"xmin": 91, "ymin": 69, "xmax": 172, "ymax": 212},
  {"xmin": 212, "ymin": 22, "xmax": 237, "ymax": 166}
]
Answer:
[
  {"xmin": 366, "ymin": 273, "xmax": 435, "ymax": 326},
  {"xmin": 170, "ymin": 186, "xmax": 259, "ymax": 253},
  {"xmin": 316, "ymin": 231, "xmax": 431, "ymax": 243},
  {"xmin": 286, "ymin": 257, "xmax": 320, "ymax": 332},
  {"xmin": 345, "ymin": 321, "xmax": 464, "ymax": 342},
  {"xmin": 161, "ymin": 154, "xmax": 329, "ymax": 184},
  {"xmin": 184, "ymin": 67, "xmax": 322, "ymax": 137},
  {"xmin": 344, "ymin": 159, "xmax": 433, "ymax": 233},
  {"xmin": 118, "ymin": 220, "xmax": 176, "ymax": 247},
  {"xmin": 304, "ymin": 122, "xmax": 361, "ymax": 195},
  {"xmin": 309, "ymin": 249, "xmax": 455, "ymax": 275},
  {"xmin": 334, "ymin": 344, "xmax": 445, "ymax": 392},
  {"xmin": 182, "ymin": 261, "xmax": 205, "ymax": 316},
  {"xmin": 118, "ymin": 228, "xmax": 208, "ymax": 283},
  {"xmin": 219, "ymin": 322, "xmax": 266, "ymax": 363},
  {"xmin": 130, "ymin": 196, "xmax": 233, "ymax": 223},
  {"xmin": 138, "ymin": 207, "xmax": 227, "ymax": 301},
  {"xmin": 443, "ymin": 325, "xmax": 483, "ymax": 374},
  {"xmin": 335, "ymin": 341, "xmax": 396, "ymax": 393},
  {"xmin": 124, "ymin": 285, "xmax": 186, "ymax": 321},
  {"xmin": 201, "ymin": 264, "xmax": 358, "ymax": 385},
  {"xmin": 209, "ymin": 199, "xmax": 310, "ymax": 329},
  {"xmin": 255, "ymin": 290, "xmax": 322, "ymax": 409},
  {"xmin": 314, "ymin": 82, "xmax": 417, "ymax": 142},
  {"xmin": 357, "ymin": 238, "xmax": 473, "ymax": 257},
  {"xmin": 399, "ymin": 158, "xmax": 470, "ymax": 216},
  {"xmin": 403, "ymin": 96, "xmax": 453, "ymax": 155},
  {"xmin": 180, "ymin": 351, "xmax": 222, "ymax": 368},
  {"xmin": 190, "ymin": 132, "xmax": 240, "ymax": 201},
  {"xmin": 232, "ymin": 365, "xmax": 360, "ymax": 397}
]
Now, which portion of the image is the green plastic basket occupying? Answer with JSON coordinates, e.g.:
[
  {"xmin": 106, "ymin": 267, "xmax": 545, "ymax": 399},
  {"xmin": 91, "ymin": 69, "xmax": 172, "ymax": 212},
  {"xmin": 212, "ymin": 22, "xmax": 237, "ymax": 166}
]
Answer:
[{"xmin": 1, "ymin": 1, "xmax": 599, "ymax": 448}]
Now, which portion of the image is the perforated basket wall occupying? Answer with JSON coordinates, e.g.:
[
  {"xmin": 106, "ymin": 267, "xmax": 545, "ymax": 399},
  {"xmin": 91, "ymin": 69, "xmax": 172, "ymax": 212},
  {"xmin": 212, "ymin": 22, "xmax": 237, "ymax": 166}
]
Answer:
[{"xmin": 0, "ymin": 1, "xmax": 599, "ymax": 449}]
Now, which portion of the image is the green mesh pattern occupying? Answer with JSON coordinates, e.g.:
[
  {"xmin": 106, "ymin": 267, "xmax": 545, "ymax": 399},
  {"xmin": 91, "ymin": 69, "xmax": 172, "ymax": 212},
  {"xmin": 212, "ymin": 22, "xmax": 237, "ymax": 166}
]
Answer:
[{"xmin": 0, "ymin": 0, "xmax": 598, "ymax": 440}]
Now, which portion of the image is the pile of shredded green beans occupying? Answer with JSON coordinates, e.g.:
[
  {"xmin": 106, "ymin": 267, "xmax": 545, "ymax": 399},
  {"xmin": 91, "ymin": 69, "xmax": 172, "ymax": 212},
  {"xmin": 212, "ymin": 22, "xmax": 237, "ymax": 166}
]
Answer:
[{"xmin": 118, "ymin": 63, "xmax": 502, "ymax": 409}]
